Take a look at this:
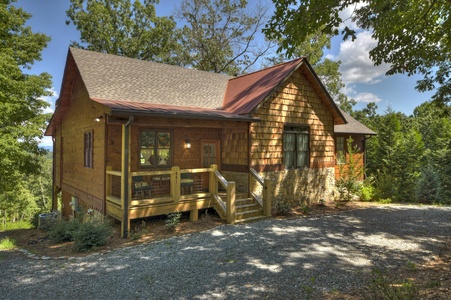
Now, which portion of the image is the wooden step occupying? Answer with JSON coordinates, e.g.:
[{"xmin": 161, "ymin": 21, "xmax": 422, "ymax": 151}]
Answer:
[
  {"xmin": 234, "ymin": 215, "xmax": 268, "ymax": 224},
  {"xmin": 235, "ymin": 208, "xmax": 263, "ymax": 220}
]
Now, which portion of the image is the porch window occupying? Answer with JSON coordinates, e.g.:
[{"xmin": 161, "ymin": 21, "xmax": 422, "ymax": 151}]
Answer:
[
  {"xmin": 336, "ymin": 136, "xmax": 346, "ymax": 164},
  {"xmin": 84, "ymin": 130, "xmax": 93, "ymax": 168},
  {"xmin": 283, "ymin": 125, "xmax": 309, "ymax": 169},
  {"xmin": 140, "ymin": 130, "xmax": 171, "ymax": 168}
]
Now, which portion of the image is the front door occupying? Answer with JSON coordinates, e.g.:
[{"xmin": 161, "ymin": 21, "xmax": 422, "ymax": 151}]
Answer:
[{"xmin": 202, "ymin": 140, "xmax": 220, "ymax": 168}]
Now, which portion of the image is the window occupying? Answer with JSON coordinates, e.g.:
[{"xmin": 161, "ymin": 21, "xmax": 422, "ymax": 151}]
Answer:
[
  {"xmin": 140, "ymin": 129, "xmax": 171, "ymax": 168},
  {"xmin": 84, "ymin": 131, "xmax": 93, "ymax": 168},
  {"xmin": 283, "ymin": 126, "xmax": 309, "ymax": 169},
  {"xmin": 336, "ymin": 137, "xmax": 346, "ymax": 164}
]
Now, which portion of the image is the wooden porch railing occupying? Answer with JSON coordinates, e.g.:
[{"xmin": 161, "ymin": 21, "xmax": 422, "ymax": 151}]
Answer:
[
  {"xmin": 249, "ymin": 168, "xmax": 272, "ymax": 217},
  {"xmin": 209, "ymin": 165, "xmax": 236, "ymax": 224},
  {"xmin": 106, "ymin": 165, "xmax": 271, "ymax": 237}
]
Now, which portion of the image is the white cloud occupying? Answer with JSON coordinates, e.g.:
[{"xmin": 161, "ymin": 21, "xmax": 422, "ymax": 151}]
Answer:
[
  {"xmin": 335, "ymin": 31, "xmax": 390, "ymax": 85},
  {"xmin": 353, "ymin": 92, "xmax": 382, "ymax": 103},
  {"xmin": 337, "ymin": 2, "xmax": 367, "ymax": 32},
  {"xmin": 41, "ymin": 87, "xmax": 58, "ymax": 114}
]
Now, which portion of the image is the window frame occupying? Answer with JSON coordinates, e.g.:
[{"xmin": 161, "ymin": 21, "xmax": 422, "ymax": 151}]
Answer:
[
  {"xmin": 283, "ymin": 125, "xmax": 310, "ymax": 169},
  {"xmin": 336, "ymin": 136, "xmax": 346, "ymax": 165},
  {"xmin": 84, "ymin": 130, "xmax": 93, "ymax": 168},
  {"xmin": 139, "ymin": 129, "xmax": 172, "ymax": 169}
]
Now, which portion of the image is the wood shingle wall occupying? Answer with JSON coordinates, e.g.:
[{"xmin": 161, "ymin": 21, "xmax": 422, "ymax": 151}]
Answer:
[{"xmin": 250, "ymin": 68, "xmax": 336, "ymax": 204}]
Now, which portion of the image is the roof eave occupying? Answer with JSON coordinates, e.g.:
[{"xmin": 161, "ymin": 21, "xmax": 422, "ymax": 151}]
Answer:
[{"xmin": 109, "ymin": 108, "xmax": 261, "ymax": 123}]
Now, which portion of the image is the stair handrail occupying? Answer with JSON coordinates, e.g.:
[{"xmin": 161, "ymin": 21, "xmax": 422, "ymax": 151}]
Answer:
[
  {"xmin": 249, "ymin": 168, "xmax": 272, "ymax": 217},
  {"xmin": 210, "ymin": 165, "xmax": 236, "ymax": 224}
]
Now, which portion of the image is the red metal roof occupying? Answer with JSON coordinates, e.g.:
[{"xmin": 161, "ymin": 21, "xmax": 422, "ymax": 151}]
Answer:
[{"xmin": 222, "ymin": 58, "xmax": 304, "ymax": 115}]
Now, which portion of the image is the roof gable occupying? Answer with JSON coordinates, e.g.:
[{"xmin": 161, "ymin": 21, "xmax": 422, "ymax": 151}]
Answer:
[
  {"xmin": 222, "ymin": 58, "xmax": 304, "ymax": 115},
  {"xmin": 222, "ymin": 58, "xmax": 346, "ymax": 125}
]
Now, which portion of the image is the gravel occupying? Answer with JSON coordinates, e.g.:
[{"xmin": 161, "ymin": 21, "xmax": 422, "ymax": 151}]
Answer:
[{"xmin": 1, "ymin": 204, "xmax": 450, "ymax": 299}]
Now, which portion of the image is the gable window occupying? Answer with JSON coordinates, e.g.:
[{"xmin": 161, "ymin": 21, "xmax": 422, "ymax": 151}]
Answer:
[
  {"xmin": 283, "ymin": 125, "xmax": 309, "ymax": 169},
  {"xmin": 84, "ymin": 130, "xmax": 93, "ymax": 168},
  {"xmin": 140, "ymin": 129, "xmax": 171, "ymax": 168},
  {"xmin": 336, "ymin": 136, "xmax": 346, "ymax": 164}
]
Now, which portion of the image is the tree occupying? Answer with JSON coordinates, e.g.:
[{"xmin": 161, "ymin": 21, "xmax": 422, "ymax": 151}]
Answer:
[
  {"xmin": 264, "ymin": 0, "xmax": 451, "ymax": 104},
  {"xmin": 0, "ymin": 0, "xmax": 52, "ymax": 193},
  {"xmin": 66, "ymin": 0, "xmax": 180, "ymax": 63},
  {"xmin": 174, "ymin": 0, "xmax": 274, "ymax": 75}
]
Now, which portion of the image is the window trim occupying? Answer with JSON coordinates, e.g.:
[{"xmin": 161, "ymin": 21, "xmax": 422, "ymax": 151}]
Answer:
[
  {"xmin": 336, "ymin": 136, "xmax": 346, "ymax": 165},
  {"xmin": 139, "ymin": 128, "xmax": 173, "ymax": 169},
  {"xmin": 84, "ymin": 130, "xmax": 93, "ymax": 168},
  {"xmin": 283, "ymin": 125, "xmax": 310, "ymax": 169}
]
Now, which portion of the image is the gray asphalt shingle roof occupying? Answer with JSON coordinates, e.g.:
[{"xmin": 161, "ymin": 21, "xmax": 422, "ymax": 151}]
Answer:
[
  {"xmin": 335, "ymin": 109, "xmax": 376, "ymax": 135},
  {"xmin": 71, "ymin": 47, "xmax": 232, "ymax": 109}
]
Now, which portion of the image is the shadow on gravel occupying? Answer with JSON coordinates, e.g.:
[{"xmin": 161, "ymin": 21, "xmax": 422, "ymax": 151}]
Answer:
[{"xmin": 1, "ymin": 205, "xmax": 450, "ymax": 299}]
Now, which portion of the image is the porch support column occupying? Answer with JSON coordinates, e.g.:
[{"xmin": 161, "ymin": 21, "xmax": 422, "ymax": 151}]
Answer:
[{"xmin": 121, "ymin": 116, "xmax": 133, "ymax": 238}]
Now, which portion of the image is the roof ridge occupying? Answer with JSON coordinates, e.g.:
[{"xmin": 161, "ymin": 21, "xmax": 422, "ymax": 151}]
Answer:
[
  {"xmin": 69, "ymin": 47, "xmax": 233, "ymax": 79},
  {"xmin": 229, "ymin": 57, "xmax": 305, "ymax": 81}
]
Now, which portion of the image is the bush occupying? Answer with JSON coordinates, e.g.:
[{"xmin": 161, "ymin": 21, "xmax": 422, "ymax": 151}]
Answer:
[
  {"xmin": 48, "ymin": 219, "xmax": 80, "ymax": 243},
  {"xmin": 275, "ymin": 200, "xmax": 291, "ymax": 215},
  {"xmin": 359, "ymin": 179, "xmax": 376, "ymax": 202},
  {"xmin": 0, "ymin": 237, "xmax": 16, "ymax": 250},
  {"xmin": 73, "ymin": 221, "xmax": 112, "ymax": 252},
  {"xmin": 165, "ymin": 211, "xmax": 182, "ymax": 230}
]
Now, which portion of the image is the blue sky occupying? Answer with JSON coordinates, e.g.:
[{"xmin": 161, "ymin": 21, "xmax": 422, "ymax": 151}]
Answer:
[{"xmin": 15, "ymin": 0, "xmax": 435, "ymax": 147}]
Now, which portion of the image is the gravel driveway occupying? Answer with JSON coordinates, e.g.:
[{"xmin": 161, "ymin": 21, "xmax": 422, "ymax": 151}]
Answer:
[{"xmin": 1, "ymin": 204, "xmax": 450, "ymax": 299}]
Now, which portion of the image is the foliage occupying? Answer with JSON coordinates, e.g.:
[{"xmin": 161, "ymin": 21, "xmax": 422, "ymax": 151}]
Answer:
[
  {"xmin": 0, "ymin": 220, "xmax": 33, "ymax": 231},
  {"xmin": 358, "ymin": 178, "xmax": 375, "ymax": 202},
  {"xmin": 264, "ymin": 0, "xmax": 451, "ymax": 104},
  {"xmin": 47, "ymin": 208, "xmax": 112, "ymax": 252},
  {"xmin": 368, "ymin": 268, "xmax": 419, "ymax": 300},
  {"xmin": 275, "ymin": 200, "xmax": 291, "ymax": 215},
  {"xmin": 73, "ymin": 220, "xmax": 112, "ymax": 252},
  {"xmin": 165, "ymin": 211, "xmax": 181, "ymax": 230},
  {"xmin": 336, "ymin": 137, "xmax": 364, "ymax": 201},
  {"xmin": 0, "ymin": 0, "xmax": 52, "ymax": 193},
  {"xmin": 415, "ymin": 165, "xmax": 442, "ymax": 204},
  {"xmin": 0, "ymin": 237, "xmax": 16, "ymax": 250},
  {"xmin": 48, "ymin": 219, "xmax": 80, "ymax": 243},
  {"xmin": 175, "ymin": 0, "xmax": 273, "ymax": 75},
  {"xmin": 66, "ymin": 0, "xmax": 180, "ymax": 63}
]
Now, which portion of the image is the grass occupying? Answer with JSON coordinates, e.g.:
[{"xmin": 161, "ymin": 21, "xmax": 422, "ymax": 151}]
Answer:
[
  {"xmin": 0, "ymin": 220, "xmax": 33, "ymax": 232},
  {"xmin": 0, "ymin": 237, "xmax": 16, "ymax": 250}
]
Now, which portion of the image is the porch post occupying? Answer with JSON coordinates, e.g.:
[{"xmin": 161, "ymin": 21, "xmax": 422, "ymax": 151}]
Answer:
[
  {"xmin": 209, "ymin": 164, "xmax": 218, "ymax": 194},
  {"xmin": 121, "ymin": 116, "xmax": 133, "ymax": 238},
  {"xmin": 263, "ymin": 178, "xmax": 272, "ymax": 217},
  {"xmin": 226, "ymin": 181, "xmax": 236, "ymax": 224},
  {"xmin": 171, "ymin": 166, "xmax": 180, "ymax": 202}
]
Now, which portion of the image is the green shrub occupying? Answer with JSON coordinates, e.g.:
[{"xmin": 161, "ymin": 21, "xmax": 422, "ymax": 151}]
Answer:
[
  {"xmin": 359, "ymin": 179, "xmax": 376, "ymax": 201},
  {"xmin": 374, "ymin": 172, "xmax": 397, "ymax": 201},
  {"xmin": 0, "ymin": 237, "xmax": 16, "ymax": 250},
  {"xmin": 0, "ymin": 220, "xmax": 33, "ymax": 231},
  {"xmin": 165, "ymin": 211, "xmax": 182, "ymax": 230},
  {"xmin": 73, "ymin": 221, "xmax": 112, "ymax": 252},
  {"xmin": 48, "ymin": 219, "xmax": 80, "ymax": 243},
  {"xmin": 275, "ymin": 200, "xmax": 291, "ymax": 215}
]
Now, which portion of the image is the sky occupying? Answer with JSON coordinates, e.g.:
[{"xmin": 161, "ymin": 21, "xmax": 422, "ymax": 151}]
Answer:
[{"xmin": 14, "ymin": 0, "xmax": 436, "ymax": 148}]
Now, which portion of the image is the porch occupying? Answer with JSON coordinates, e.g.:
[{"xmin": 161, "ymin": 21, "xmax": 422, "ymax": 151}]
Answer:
[{"xmin": 106, "ymin": 165, "xmax": 272, "ymax": 237}]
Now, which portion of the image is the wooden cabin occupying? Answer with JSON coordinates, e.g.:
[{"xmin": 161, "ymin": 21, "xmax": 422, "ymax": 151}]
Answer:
[{"xmin": 45, "ymin": 48, "xmax": 375, "ymax": 237}]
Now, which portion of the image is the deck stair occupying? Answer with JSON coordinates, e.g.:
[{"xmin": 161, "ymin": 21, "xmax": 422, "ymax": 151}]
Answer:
[{"xmin": 234, "ymin": 197, "xmax": 266, "ymax": 223}]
